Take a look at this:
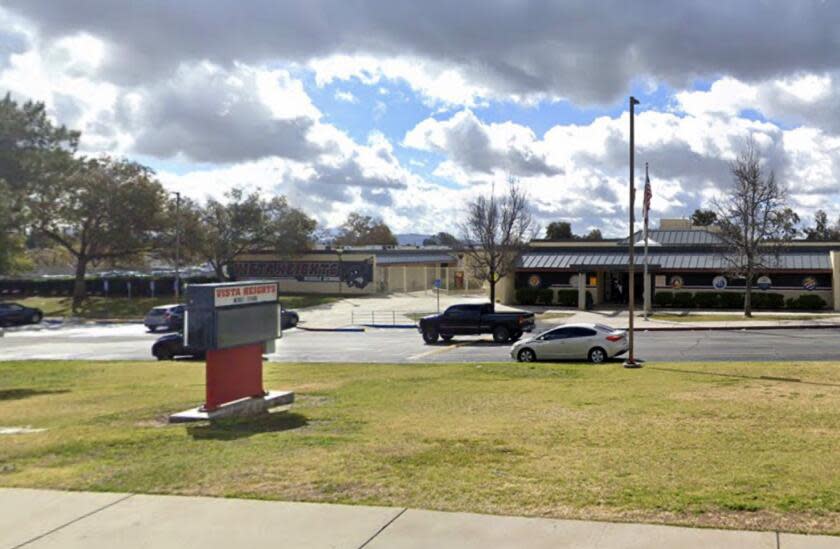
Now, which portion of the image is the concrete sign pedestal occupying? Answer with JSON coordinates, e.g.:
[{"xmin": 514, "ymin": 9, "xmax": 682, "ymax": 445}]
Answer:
[{"xmin": 169, "ymin": 391, "xmax": 294, "ymax": 423}]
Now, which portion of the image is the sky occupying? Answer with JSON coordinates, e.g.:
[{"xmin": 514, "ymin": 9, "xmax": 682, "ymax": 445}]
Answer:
[{"xmin": 2, "ymin": 1, "xmax": 840, "ymax": 238}]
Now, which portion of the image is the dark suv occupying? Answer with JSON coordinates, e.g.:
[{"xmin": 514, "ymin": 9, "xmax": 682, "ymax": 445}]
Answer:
[
  {"xmin": 143, "ymin": 304, "xmax": 185, "ymax": 332},
  {"xmin": 0, "ymin": 302, "xmax": 44, "ymax": 327}
]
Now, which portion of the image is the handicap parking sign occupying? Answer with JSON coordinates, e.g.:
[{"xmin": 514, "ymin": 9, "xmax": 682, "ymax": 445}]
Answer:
[{"xmin": 433, "ymin": 278, "xmax": 442, "ymax": 289}]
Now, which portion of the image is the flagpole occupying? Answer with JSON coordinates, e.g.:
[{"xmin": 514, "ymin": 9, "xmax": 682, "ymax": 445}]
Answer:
[
  {"xmin": 624, "ymin": 96, "xmax": 641, "ymax": 368},
  {"xmin": 643, "ymin": 162, "xmax": 650, "ymax": 321}
]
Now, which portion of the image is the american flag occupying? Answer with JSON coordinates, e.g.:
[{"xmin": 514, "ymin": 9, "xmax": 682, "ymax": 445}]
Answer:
[{"xmin": 642, "ymin": 163, "xmax": 652, "ymax": 228}]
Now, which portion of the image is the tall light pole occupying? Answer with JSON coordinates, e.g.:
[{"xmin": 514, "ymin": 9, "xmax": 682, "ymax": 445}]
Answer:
[
  {"xmin": 174, "ymin": 191, "xmax": 182, "ymax": 301},
  {"xmin": 624, "ymin": 96, "xmax": 642, "ymax": 368}
]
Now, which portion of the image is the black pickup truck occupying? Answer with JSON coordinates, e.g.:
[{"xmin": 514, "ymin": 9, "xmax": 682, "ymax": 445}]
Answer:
[{"xmin": 418, "ymin": 303, "xmax": 535, "ymax": 344}]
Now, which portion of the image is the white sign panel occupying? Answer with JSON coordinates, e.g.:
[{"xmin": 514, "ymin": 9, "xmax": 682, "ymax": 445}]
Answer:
[{"xmin": 214, "ymin": 283, "xmax": 278, "ymax": 307}]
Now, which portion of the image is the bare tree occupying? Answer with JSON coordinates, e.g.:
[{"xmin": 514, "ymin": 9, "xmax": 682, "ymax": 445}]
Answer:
[
  {"xmin": 460, "ymin": 178, "xmax": 534, "ymax": 310},
  {"xmin": 713, "ymin": 140, "xmax": 796, "ymax": 317}
]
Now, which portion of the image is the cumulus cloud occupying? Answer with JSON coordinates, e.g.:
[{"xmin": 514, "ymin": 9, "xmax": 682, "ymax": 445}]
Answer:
[
  {"xmin": 677, "ymin": 73, "xmax": 840, "ymax": 135},
  {"xmin": 6, "ymin": 1, "xmax": 840, "ymax": 106},
  {"xmin": 404, "ymin": 110, "xmax": 561, "ymax": 177},
  {"xmin": 118, "ymin": 62, "xmax": 324, "ymax": 163},
  {"xmin": 3, "ymin": 1, "xmax": 840, "ymax": 236}
]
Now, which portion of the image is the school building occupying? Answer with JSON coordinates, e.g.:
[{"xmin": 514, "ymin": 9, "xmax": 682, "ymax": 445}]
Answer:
[{"xmin": 231, "ymin": 220, "xmax": 840, "ymax": 311}]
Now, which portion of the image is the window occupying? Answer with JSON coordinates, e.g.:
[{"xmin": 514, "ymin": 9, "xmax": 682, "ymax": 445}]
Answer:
[
  {"xmin": 566, "ymin": 327, "xmax": 597, "ymax": 338},
  {"xmin": 541, "ymin": 328, "xmax": 569, "ymax": 340}
]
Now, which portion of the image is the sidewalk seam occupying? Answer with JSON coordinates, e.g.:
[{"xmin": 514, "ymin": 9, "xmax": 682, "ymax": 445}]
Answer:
[
  {"xmin": 357, "ymin": 507, "xmax": 407, "ymax": 549},
  {"xmin": 10, "ymin": 493, "xmax": 134, "ymax": 549}
]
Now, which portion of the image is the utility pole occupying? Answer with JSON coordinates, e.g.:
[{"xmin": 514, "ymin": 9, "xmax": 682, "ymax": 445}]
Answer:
[
  {"xmin": 624, "ymin": 97, "xmax": 641, "ymax": 368},
  {"xmin": 174, "ymin": 191, "xmax": 181, "ymax": 301}
]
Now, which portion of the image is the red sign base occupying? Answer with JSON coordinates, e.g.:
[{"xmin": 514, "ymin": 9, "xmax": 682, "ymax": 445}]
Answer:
[{"xmin": 203, "ymin": 343, "xmax": 265, "ymax": 411}]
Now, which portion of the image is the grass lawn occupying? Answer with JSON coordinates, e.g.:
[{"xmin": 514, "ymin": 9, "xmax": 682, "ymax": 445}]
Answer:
[
  {"xmin": 1, "ymin": 360, "xmax": 838, "ymax": 534},
  {"xmin": 652, "ymin": 313, "xmax": 837, "ymax": 322},
  {"xmin": 3, "ymin": 294, "xmax": 340, "ymax": 319}
]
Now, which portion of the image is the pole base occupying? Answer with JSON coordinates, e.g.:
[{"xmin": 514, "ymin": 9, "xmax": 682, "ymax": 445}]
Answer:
[{"xmin": 623, "ymin": 359, "xmax": 644, "ymax": 368}]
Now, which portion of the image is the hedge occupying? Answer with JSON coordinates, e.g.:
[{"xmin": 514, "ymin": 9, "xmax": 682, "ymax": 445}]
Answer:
[
  {"xmin": 515, "ymin": 287, "xmax": 553, "ymax": 305},
  {"xmin": 536, "ymin": 288, "xmax": 554, "ymax": 305},
  {"xmin": 719, "ymin": 292, "xmax": 745, "ymax": 309},
  {"xmin": 672, "ymin": 292, "xmax": 694, "ymax": 308},
  {"xmin": 515, "ymin": 287, "xmax": 590, "ymax": 307},
  {"xmin": 751, "ymin": 293, "xmax": 785, "ymax": 309},
  {"xmin": 651, "ymin": 290, "xmax": 823, "ymax": 310},
  {"xmin": 653, "ymin": 291, "xmax": 673, "ymax": 307},
  {"xmin": 693, "ymin": 292, "xmax": 719, "ymax": 308},
  {"xmin": 785, "ymin": 295, "xmax": 827, "ymax": 310},
  {"xmin": 555, "ymin": 289, "xmax": 578, "ymax": 307}
]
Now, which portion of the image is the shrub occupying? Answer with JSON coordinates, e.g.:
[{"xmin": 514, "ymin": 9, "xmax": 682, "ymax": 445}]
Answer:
[
  {"xmin": 536, "ymin": 288, "xmax": 554, "ymax": 305},
  {"xmin": 693, "ymin": 292, "xmax": 719, "ymax": 309},
  {"xmin": 719, "ymin": 292, "xmax": 745, "ymax": 309},
  {"xmin": 515, "ymin": 288, "xmax": 538, "ymax": 305},
  {"xmin": 653, "ymin": 291, "xmax": 673, "ymax": 307},
  {"xmin": 751, "ymin": 292, "xmax": 785, "ymax": 310},
  {"xmin": 672, "ymin": 292, "xmax": 694, "ymax": 308},
  {"xmin": 555, "ymin": 289, "xmax": 578, "ymax": 307},
  {"xmin": 786, "ymin": 295, "xmax": 827, "ymax": 310}
]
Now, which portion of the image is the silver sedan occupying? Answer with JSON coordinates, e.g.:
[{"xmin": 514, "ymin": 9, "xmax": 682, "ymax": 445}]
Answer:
[{"xmin": 510, "ymin": 323, "xmax": 628, "ymax": 363}]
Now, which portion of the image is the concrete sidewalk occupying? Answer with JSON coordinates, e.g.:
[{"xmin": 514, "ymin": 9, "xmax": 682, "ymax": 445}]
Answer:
[{"xmin": 2, "ymin": 488, "xmax": 837, "ymax": 548}]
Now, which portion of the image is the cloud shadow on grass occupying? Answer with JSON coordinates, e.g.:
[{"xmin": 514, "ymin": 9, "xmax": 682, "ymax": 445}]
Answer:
[{"xmin": 0, "ymin": 388, "xmax": 70, "ymax": 401}]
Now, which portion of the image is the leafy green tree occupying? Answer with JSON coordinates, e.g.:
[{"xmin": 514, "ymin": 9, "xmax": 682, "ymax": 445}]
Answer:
[
  {"xmin": 0, "ymin": 181, "xmax": 31, "ymax": 274},
  {"xmin": 334, "ymin": 213, "xmax": 398, "ymax": 246},
  {"xmin": 690, "ymin": 208, "xmax": 717, "ymax": 226},
  {"xmin": 545, "ymin": 221, "xmax": 602, "ymax": 241},
  {"xmin": 422, "ymin": 232, "xmax": 459, "ymax": 247},
  {"xmin": 194, "ymin": 189, "xmax": 316, "ymax": 280},
  {"xmin": 545, "ymin": 221, "xmax": 574, "ymax": 240},
  {"xmin": 28, "ymin": 156, "xmax": 168, "ymax": 310},
  {"xmin": 804, "ymin": 209, "xmax": 840, "ymax": 241},
  {"xmin": 0, "ymin": 94, "xmax": 79, "ymax": 274}
]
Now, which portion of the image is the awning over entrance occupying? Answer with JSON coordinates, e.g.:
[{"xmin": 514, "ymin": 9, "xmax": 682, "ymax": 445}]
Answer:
[{"xmin": 517, "ymin": 251, "xmax": 831, "ymax": 271}]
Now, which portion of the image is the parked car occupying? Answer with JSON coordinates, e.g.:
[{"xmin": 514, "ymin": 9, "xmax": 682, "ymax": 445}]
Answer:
[
  {"xmin": 511, "ymin": 323, "xmax": 627, "ymax": 364},
  {"xmin": 281, "ymin": 308, "xmax": 299, "ymax": 329},
  {"xmin": 418, "ymin": 303, "xmax": 535, "ymax": 344},
  {"xmin": 0, "ymin": 302, "xmax": 43, "ymax": 327},
  {"xmin": 143, "ymin": 304, "xmax": 185, "ymax": 332},
  {"xmin": 151, "ymin": 333, "xmax": 204, "ymax": 361}
]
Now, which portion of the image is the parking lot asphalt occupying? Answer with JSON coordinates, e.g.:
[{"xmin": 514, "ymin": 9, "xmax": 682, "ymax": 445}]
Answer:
[{"xmin": 2, "ymin": 322, "xmax": 839, "ymax": 363}]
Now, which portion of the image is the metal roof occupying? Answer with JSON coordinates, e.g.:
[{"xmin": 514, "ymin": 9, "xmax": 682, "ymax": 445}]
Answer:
[
  {"xmin": 518, "ymin": 251, "xmax": 831, "ymax": 271},
  {"xmin": 375, "ymin": 253, "xmax": 456, "ymax": 265},
  {"xmin": 621, "ymin": 229, "xmax": 724, "ymax": 246}
]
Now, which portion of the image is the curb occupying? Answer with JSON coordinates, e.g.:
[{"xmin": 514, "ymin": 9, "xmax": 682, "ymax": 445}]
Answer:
[
  {"xmin": 43, "ymin": 317, "xmax": 145, "ymax": 325},
  {"xmin": 635, "ymin": 323, "xmax": 840, "ymax": 332},
  {"xmin": 296, "ymin": 326, "xmax": 366, "ymax": 333},
  {"xmin": 361, "ymin": 324, "xmax": 417, "ymax": 329}
]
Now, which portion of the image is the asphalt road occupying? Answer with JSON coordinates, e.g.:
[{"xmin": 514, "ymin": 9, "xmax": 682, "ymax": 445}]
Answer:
[{"xmin": 1, "ymin": 322, "xmax": 839, "ymax": 363}]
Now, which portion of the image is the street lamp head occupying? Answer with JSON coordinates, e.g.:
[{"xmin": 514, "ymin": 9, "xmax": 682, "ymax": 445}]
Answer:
[{"xmin": 630, "ymin": 96, "xmax": 640, "ymax": 106}]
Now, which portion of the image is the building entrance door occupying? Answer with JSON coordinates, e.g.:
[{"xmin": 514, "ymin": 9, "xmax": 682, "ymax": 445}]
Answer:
[{"xmin": 605, "ymin": 272, "xmax": 643, "ymax": 305}]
